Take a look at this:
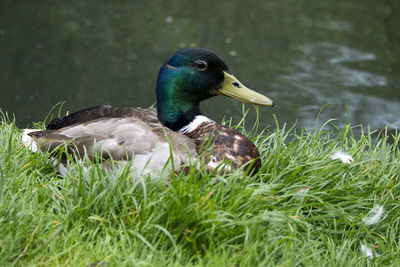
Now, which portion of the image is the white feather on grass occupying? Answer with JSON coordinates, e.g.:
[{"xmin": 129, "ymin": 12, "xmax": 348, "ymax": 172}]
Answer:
[
  {"xmin": 363, "ymin": 205, "xmax": 384, "ymax": 226},
  {"xmin": 331, "ymin": 151, "xmax": 354, "ymax": 164},
  {"xmin": 295, "ymin": 186, "xmax": 310, "ymax": 195},
  {"xmin": 360, "ymin": 242, "xmax": 380, "ymax": 259}
]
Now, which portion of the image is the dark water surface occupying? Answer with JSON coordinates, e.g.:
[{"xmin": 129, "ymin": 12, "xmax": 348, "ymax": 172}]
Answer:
[{"xmin": 1, "ymin": 0, "xmax": 399, "ymax": 134}]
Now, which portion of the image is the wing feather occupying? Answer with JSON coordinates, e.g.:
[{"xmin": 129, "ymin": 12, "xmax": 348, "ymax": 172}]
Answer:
[{"xmin": 29, "ymin": 107, "xmax": 196, "ymax": 173}]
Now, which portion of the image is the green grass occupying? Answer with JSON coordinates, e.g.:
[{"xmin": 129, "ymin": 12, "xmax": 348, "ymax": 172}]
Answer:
[{"xmin": 1, "ymin": 110, "xmax": 399, "ymax": 266}]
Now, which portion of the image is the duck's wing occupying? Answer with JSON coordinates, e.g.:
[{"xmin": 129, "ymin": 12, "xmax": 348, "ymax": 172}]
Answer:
[{"xmin": 29, "ymin": 108, "xmax": 196, "ymax": 173}]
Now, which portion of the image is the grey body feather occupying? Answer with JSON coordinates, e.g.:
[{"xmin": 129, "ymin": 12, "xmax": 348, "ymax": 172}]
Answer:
[{"xmin": 27, "ymin": 107, "xmax": 196, "ymax": 175}]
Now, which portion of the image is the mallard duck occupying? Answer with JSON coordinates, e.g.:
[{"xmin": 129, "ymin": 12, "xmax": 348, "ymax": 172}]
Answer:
[{"xmin": 23, "ymin": 47, "xmax": 273, "ymax": 176}]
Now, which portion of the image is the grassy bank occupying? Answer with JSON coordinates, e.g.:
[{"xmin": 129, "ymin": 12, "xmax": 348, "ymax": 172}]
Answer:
[{"xmin": 0, "ymin": 112, "xmax": 399, "ymax": 266}]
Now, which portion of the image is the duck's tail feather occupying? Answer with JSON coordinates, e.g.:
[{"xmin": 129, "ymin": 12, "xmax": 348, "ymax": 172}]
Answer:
[
  {"xmin": 22, "ymin": 128, "xmax": 69, "ymax": 176},
  {"xmin": 22, "ymin": 129, "xmax": 41, "ymax": 152}
]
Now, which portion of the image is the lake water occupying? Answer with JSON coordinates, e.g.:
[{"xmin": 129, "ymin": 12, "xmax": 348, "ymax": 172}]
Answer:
[{"xmin": 1, "ymin": 0, "xmax": 399, "ymax": 136}]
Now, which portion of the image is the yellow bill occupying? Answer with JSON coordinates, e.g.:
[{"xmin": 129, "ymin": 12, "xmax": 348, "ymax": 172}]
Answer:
[{"xmin": 218, "ymin": 71, "xmax": 274, "ymax": 107}]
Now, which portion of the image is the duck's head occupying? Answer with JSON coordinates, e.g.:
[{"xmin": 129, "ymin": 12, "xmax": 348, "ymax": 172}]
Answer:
[{"xmin": 156, "ymin": 47, "xmax": 274, "ymax": 131}]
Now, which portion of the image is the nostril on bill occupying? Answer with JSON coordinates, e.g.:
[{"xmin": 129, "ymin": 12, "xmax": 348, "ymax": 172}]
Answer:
[{"xmin": 232, "ymin": 81, "xmax": 240, "ymax": 88}]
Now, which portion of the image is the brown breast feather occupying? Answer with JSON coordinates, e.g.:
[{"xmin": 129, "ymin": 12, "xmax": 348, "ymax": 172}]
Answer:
[{"xmin": 184, "ymin": 122, "xmax": 261, "ymax": 173}]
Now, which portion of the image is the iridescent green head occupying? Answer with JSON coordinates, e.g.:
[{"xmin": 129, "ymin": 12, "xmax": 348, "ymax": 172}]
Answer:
[{"xmin": 156, "ymin": 47, "xmax": 273, "ymax": 131}]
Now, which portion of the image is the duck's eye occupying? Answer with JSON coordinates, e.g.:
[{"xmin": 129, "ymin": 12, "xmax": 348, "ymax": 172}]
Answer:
[{"xmin": 194, "ymin": 60, "xmax": 208, "ymax": 71}]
